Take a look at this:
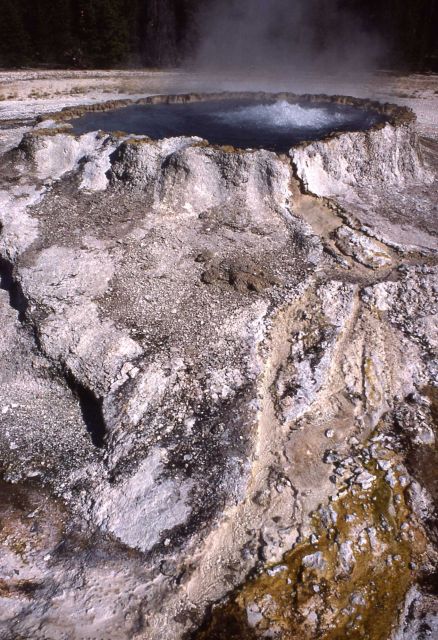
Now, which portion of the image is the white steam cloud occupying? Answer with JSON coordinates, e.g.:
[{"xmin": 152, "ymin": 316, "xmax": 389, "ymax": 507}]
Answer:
[{"xmin": 190, "ymin": 0, "xmax": 383, "ymax": 77}]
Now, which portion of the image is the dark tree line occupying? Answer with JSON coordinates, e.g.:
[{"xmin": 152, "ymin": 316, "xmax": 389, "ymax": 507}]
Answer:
[
  {"xmin": 343, "ymin": 0, "xmax": 437, "ymax": 71},
  {"xmin": 0, "ymin": 0, "xmax": 436, "ymax": 70},
  {"xmin": 0, "ymin": 0, "xmax": 199, "ymax": 68}
]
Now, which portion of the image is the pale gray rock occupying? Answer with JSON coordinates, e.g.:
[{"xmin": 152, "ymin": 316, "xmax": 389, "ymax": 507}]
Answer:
[
  {"xmin": 273, "ymin": 280, "xmax": 356, "ymax": 423},
  {"xmin": 291, "ymin": 121, "xmax": 437, "ymax": 253},
  {"xmin": 94, "ymin": 448, "xmax": 194, "ymax": 552},
  {"xmin": 0, "ymin": 92, "xmax": 436, "ymax": 640},
  {"xmin": 21, "ymin": 130, "xmax": 109, "ymax": 181},
  {"xmin": 0, "ymin": 288, "xmax": 97, "ymax": 487},
  {"xmin": 302, "ymin": 551, "xmax": 327, "ymax": 571},
  {"xmin": 393, "ymin": 587, "xmax": 438, "ymax": 640},
  {"xmin": 334, "ymin": 226, "xmax": 392, "ymax": 268},
  {"xmin": 338, "ymin": 540, "xmax": 355, "ymax": 574},
  {"xmin": 291, "ymin": 123, "xmax": 429, "ymax": 197}
]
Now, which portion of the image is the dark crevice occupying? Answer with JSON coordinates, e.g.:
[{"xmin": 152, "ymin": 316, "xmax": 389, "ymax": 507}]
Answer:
[
  {"xmin": 0, "ymin": 254, "xmax": 107, "ymax": 449},
  {"xmin": 0, "ymin": 256, "xmax": 28, "ymax": 322},
  {"xmin": 65, "ymin": 374, "xmax": 107, "ymax": 448}
]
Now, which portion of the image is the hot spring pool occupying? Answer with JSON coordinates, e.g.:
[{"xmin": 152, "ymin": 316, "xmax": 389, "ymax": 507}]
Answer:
[{"xmin": 68, "ymin": 98, "xmax": 385, "ymax": 152}]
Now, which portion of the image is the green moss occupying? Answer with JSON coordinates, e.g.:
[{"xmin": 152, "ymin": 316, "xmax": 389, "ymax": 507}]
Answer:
[
  {"xmin": 28, "ymin": 127, "xmax": 73, "ymax": 137},
  {"xmin": 193, "ymin": 455, "xmax": 425, "ymax": 640},
  {"xmin": 123, "ymin": 136, "xmax": 153, "ymax": 146}
]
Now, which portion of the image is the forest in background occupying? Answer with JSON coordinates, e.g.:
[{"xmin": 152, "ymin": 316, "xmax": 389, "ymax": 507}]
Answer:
[{"xmin": 0, "ymin": 0, "xmax": 436, "ymax": 72}]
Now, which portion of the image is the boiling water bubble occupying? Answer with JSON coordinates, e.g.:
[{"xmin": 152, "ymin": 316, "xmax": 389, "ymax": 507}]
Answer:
[{"xmin": 214, "ymin": 100, "xmax": 357, "ymax": 129}]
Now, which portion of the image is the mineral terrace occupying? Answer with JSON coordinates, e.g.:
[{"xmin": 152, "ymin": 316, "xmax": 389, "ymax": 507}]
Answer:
[{"xmin": 0, "ymin": 81, "xmax": 437, "ymax": 640}]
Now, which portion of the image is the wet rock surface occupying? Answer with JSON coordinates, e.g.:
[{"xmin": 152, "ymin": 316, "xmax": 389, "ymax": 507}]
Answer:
[{"xmin": 0, "ymin": 92, "xmax": 437, "ymax": 640}]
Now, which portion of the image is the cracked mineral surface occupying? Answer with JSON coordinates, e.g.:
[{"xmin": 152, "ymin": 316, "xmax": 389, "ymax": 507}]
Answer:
[{"xmin": 0, "ymin": 78, "xmax": 437, "ymax": 640}]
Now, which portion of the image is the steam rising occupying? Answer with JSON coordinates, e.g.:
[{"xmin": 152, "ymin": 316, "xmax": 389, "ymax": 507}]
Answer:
[{"xmin": 191, "ymin": 0, "xmax": 383, "ymax": 77}]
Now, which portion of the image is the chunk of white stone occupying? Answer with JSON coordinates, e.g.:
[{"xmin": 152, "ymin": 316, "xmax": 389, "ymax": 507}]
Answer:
[{"xmin": 302, "ymin": 551, "xmax": 326, "ymax": 571}]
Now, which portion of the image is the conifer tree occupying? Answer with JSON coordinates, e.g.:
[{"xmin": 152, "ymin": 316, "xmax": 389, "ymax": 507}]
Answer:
[
  {"xmin": 0, "ymin": 0, "xmax": 30, "ymax": 66},
  {"xmin": 78, "ymin": 0, "xmax": 130, "ymax": 67}
]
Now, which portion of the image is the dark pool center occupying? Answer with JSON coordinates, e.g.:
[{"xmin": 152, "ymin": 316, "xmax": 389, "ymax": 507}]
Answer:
[{"xmin": 69, "ymin": 98, "xmax": 385, "ymax": 153}]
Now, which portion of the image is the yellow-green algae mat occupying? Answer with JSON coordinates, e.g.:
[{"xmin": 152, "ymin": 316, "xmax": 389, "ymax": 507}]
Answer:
[{"xmin": 194, "ymin": 443, "xmax": 427, "ymax": 640}]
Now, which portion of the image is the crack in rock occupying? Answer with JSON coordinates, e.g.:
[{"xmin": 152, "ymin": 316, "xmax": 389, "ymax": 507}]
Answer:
[{"xmin": 0, "ymin": 91, "xmax": 436, "ymax": 640}]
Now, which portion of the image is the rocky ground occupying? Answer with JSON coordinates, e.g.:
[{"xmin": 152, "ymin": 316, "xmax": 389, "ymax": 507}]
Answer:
[{"xmin": 0, "ymin": 72, "xmax": 437, "ymax": 640}]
